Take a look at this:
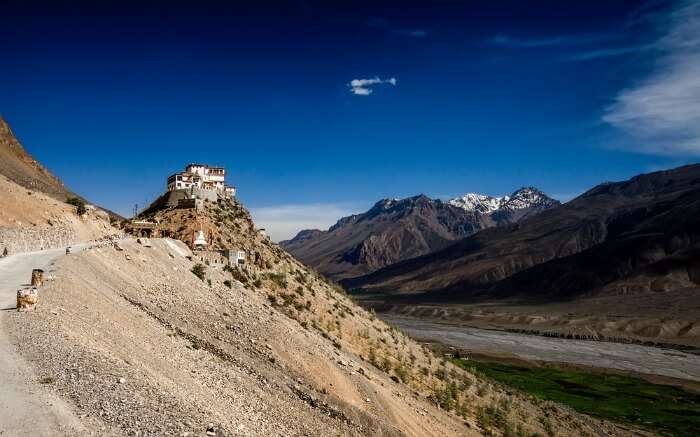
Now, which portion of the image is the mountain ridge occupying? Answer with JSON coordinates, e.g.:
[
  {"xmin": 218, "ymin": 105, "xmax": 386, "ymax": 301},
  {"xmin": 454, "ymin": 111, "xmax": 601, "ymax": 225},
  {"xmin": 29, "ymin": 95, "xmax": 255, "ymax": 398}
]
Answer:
[
  {"xmin": 0, "ymin": 115, "xmax": 75, "ymax": 200},
  {"xmin": 281, "ymin": 188, "xmax": 559, "ymax": 280},
  {"xmin": 344, "ymin": 164, "xmax": 700, "ymax": 304},
  {"xmin": 0, "ymin": 116, "xmax": 123, "ymax": 219}
]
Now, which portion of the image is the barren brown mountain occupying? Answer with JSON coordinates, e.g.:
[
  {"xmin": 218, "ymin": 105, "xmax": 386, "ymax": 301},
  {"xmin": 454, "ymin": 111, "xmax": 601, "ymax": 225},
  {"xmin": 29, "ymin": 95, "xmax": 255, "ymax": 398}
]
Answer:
[
  {"xmin": 0, "ymin": 117, "xmax": 118, "ymax": 253},
  {"xmin": 345, "ymin": 164, "xmax": 700, "ymax": 303},
  {"xmin": 0, "ymin": 116, "xmax": 77, "ymax": 200},
  {"xmin": 282, "ymin": 189, "xmax": 557, "ymax": 281}
]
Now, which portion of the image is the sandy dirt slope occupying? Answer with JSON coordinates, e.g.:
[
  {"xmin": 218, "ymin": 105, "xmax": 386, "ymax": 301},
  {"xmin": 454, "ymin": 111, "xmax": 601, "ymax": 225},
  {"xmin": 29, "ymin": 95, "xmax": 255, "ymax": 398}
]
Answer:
[
  {"xmin": 5, "ymin": 239, "xmax": 471, "ymax": 436},
  {"xmin": 4, "ymin": 238, "xmax": 641, "ymax": 436},
  {"xmin": 0, "ymin": 174, "xmax": 115, "ymax": 253},
  {"xmin": 0, "ymin": 246, "xmax": 87, "ymax": 437}
]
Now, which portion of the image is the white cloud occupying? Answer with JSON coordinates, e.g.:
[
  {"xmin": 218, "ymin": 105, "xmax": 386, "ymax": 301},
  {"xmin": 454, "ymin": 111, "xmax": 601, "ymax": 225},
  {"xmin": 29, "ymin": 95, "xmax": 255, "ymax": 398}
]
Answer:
[
  {"xmin": 249, "ymin": 203, "xmax": 363, "ymax": 242},
  {"xmin": 351, "ymin": 87, "xmax": 373, "ymax": 96},
  {"xmin": 348, "ymin": 76, "xmax": 397, "ymax": 96},
  {"xmin": 603, "ymin": 0, "xmax": 700, "ymax": 156}
]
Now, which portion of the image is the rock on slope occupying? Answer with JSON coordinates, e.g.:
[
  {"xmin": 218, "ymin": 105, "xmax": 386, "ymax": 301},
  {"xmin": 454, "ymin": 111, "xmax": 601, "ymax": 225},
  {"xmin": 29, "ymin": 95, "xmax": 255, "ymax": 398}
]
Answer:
[
  {"xmin": 346, "ymin": 164, "xmax": 700, "ymax": 305},
  {"xmin": 281, "ymin": 189, "xmax": 558, "ymax": 281},
  {"xmin": 5, "ymin": 195, "xmax": 630, "ymax": 436}
]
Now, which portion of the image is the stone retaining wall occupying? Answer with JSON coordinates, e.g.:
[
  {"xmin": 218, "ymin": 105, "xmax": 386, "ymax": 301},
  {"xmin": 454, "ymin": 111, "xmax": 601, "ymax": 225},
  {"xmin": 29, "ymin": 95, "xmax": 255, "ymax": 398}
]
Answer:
[{"xmin": 0, "ymin": 225, "xmax": 81, "ymax": 254}]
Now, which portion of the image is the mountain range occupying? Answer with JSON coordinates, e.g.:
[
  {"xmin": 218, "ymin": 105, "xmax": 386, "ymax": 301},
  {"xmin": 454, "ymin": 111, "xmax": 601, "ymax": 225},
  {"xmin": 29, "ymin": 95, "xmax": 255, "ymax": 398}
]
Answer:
[
  {"xmin": 281, "ymin": 188, "xmax": 558, "ymax": 280},
  {"xmin": 344, "ymin": 164, "xmax": 700, "ymax": 304}
]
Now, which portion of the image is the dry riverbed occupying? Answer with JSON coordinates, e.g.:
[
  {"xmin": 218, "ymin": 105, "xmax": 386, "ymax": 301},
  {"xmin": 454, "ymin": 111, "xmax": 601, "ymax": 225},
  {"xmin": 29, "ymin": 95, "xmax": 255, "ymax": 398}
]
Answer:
[{"xmin": 382, "ymin": 314, "xmax": 700, "ymax": 383}]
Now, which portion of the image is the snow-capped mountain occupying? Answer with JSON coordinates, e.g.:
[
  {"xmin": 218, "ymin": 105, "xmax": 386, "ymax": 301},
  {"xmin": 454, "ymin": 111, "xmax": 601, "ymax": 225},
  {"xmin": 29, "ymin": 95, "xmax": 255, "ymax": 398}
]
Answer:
[
  {"xmin": 448, "ymin": 193, "xmax": 503, "ymax": 214},
  {"xmin": 282, "ymin": 188, "xmax": 560, "ymax": 281},
  {"xmin": 448, "ymin": 187, "xmax": 557, "ymax": 215},
  {"xmin": 501, "ymin": 187, "xmax": 558, "ymax": 211}
]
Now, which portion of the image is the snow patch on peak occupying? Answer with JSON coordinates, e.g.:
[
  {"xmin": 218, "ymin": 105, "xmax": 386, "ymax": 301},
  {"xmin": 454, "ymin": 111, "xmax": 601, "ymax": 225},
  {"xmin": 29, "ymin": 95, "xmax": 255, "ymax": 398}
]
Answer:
[
  {"xmin": 448, "ymin": 188, "xmax": 557, "ymax": 214},
  {"xmin": 448, "ymin": 193, "xmax": 504, "ymax": 214},
  {"xmin": 502, "ymin": 187, "xmax": 556, "ymax": 211}
]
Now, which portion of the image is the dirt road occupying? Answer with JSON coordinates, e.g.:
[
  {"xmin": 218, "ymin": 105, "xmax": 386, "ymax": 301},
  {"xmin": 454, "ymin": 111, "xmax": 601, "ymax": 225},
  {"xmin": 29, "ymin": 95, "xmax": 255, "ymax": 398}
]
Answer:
[
  {"xmin": 0, "ymin": 246, "xmax": 86, "ymax": 436},
  {"xmin": 383, "ymin": 314, "xmax": 700, "ymax": 382}
]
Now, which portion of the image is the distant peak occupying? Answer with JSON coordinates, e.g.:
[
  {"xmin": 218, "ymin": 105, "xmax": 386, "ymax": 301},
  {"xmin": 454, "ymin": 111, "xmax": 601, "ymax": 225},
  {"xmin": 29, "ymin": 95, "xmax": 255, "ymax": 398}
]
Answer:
[
  {"xmin": 448, "ymin": 193, "xmax": 503, "ymax": 214},
  {"xmin": 501, "ymin": 187, "xmax": 558, "ymax": 211},
  {"xmin": 449, "ymin": 187, "xmax": 557, "ymax": 213}
]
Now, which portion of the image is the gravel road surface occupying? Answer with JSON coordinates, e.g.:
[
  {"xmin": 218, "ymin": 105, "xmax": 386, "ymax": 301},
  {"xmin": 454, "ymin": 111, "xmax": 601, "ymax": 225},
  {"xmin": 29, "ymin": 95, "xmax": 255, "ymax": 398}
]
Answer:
[{"xmin": 0, "ymin": 246, "xmax": 86, "ymax": 436}]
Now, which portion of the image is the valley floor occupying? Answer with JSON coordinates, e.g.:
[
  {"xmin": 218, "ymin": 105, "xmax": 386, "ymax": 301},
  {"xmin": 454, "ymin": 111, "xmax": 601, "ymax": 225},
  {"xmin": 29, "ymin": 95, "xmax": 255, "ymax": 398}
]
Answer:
[{"xmin": 381, "ymin": 314, "xmax": 700, "ymax": 383}]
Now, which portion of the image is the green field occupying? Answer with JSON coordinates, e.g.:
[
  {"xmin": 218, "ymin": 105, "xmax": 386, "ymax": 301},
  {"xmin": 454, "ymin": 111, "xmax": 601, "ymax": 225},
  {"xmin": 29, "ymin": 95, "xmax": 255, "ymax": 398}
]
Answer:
[{"xmin": 453, "ymin": 359, "xmax": 700, "ymax": 436}]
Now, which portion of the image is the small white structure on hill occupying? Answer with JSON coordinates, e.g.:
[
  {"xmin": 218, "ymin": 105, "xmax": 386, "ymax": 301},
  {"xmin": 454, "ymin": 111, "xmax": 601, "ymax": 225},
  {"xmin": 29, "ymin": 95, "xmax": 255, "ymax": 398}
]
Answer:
[
  {"xmin": 193, "ymin": 230, "xmax": 208, "ymax": 250},
  {"xmin": 223, "ymin": 248, "xmax": 246, "ymax": 266},
  {"xmin": 167, "ymin": 163, "xmax": 236, "ymax": 198}
]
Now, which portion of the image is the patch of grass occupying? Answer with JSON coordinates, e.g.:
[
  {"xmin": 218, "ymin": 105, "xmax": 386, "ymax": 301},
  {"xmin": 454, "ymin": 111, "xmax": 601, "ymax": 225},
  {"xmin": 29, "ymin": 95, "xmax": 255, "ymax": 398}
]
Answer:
[
  {"xmin": 394, "ymin": 364, "xmax": 411, "ymax": 383},
  {"xmin": 265, "ymin": 272, "xmax": 288, "ymax": 289},
  {"xmin": 454, "ymin": 358, "xmax": 700, "ymax": 437},
  {"xmin": 39, "ymin": 376, "xmax": 56, "ymax": 384},
  {"xmin": 225, "ymin": 265, "xmax": 247, "ymax": 283},
  {"xmin": 191, "ymin": 263, "xmax": 206, "ymax": 281},
  {"xmin": 66, "ymin": 197, "xmax": 87, "ymax": 215}
]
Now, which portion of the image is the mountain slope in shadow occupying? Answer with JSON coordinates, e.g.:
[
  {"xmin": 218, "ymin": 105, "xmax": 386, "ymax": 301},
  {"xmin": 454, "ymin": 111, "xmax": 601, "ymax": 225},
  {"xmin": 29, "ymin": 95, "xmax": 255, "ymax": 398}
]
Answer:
[{"xmin": 345, "ymin": 164, "xmax": 700, "ymax": 303}]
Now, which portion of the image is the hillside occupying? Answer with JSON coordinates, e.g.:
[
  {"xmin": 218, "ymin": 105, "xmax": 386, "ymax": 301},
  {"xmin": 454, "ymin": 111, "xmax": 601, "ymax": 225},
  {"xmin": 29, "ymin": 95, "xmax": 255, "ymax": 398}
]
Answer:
[
  {"xmin": 0, "ymin": 117, "xmax": 120, "ymax": 253},
  {"xmin": 0, "ymin": 173, "xmax": 117, "ymax": 254},
  {"xmin": 345, "ymin": 164, "xmax": 700, "ymax": 303},
  {"xmin": 281, "ymin": 189, "xmax": 557, "ymax": 281},
  {"xmin": 0, "ymin": 116, "xmax": 77, "ymax": 200},
  {"xmin": 4, "ymin": 190, "xmax": 634, "ymax": 436}
]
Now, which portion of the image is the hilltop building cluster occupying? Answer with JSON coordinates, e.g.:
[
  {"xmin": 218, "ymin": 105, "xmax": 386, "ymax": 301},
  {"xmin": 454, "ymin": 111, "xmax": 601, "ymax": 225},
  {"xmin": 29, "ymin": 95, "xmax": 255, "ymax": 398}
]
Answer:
[
  {"xmin": 126, "ymin": 163, "xmax": 251, "ymax": 271},
  {"xmin": 167, "ymin": 163, "xmax": 236, "ymax": 198}
]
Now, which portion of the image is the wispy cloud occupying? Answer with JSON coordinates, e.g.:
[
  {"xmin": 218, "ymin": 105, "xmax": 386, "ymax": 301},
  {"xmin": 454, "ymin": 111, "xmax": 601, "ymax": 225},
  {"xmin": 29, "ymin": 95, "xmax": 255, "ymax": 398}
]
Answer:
[
  {"xmin": 348, "ymin": 76, "xmax": 397, "ymax": 96},
  {"xmin": 603, "ymin": 0, "xmax": 700, "ymax": 156},
  {"xmin": 565, "ymin": 44, "xmax": 653, "ymax": 61},
  {"xmin": 491, "ymin": 33, "xmax": 613, "ymax": 48},
  {"xmin": 491, "ymin": 31, "xmax": 651, "ymax": 62},
  {"xmin": 366, "ymin": 17, "xmax": 428, "ymax": 38},
  {"xmin": 249, "ymin": 203, "xmax": 362, "ymax": 242}
]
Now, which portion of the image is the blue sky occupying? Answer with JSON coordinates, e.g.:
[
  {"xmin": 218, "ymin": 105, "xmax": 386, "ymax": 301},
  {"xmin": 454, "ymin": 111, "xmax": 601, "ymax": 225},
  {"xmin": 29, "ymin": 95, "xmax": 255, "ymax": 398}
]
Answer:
[{"xmin": 2, "ymin": 0, "xmax": 699, "ymax": 240}]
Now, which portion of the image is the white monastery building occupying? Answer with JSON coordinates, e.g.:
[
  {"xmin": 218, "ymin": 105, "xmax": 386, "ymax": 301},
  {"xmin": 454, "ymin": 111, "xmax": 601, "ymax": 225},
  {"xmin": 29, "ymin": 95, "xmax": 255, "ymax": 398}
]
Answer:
[{"xmin": 167, "ymin": 163, "xmax": 236, "ymax": 197}]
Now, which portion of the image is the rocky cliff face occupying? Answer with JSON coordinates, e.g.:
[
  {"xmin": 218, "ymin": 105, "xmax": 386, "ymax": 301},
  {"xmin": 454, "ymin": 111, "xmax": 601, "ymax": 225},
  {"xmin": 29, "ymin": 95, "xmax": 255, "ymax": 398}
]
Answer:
[
  {"xmin": 346, "ymin": 164, "xmax": 700, "ymax": 303},
  {"xmin": 281, "ymin": 189, "xmax": 558, "ymax": 281}
]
